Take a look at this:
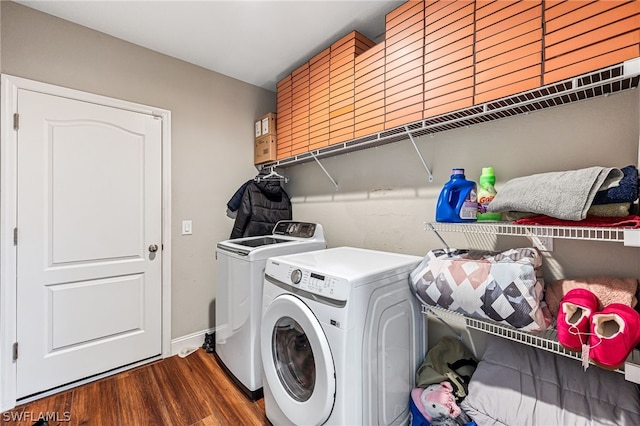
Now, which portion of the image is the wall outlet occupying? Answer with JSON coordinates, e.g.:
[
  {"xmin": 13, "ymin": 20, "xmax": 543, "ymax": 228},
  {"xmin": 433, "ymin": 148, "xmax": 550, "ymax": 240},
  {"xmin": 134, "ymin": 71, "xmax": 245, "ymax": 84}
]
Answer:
[{"xmin": 531, "ymin": 235, "xmax": 553, "ymax": 251}]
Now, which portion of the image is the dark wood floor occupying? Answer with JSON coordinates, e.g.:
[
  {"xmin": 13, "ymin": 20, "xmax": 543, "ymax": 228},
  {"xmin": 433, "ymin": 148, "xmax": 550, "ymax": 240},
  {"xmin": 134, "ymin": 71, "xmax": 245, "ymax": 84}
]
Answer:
[{"xmin": 0, "ymin": 349, "xmax": 268, "ymax": 426}]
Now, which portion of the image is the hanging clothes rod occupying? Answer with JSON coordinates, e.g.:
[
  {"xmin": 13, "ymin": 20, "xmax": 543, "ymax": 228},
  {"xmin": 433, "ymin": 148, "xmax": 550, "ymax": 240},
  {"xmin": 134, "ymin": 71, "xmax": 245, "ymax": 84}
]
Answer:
[{"xmin": 256, "ymin": 166, "xmax": 289, "ymax": 183}]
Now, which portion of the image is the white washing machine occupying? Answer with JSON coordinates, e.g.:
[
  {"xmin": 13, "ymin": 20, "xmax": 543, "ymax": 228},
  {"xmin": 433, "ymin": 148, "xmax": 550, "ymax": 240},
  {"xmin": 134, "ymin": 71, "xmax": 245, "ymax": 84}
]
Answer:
[
  {"xmin": 260, "ymin": 247, "xmax": 425, "ymax": 426},
  {"xmin": 215, "ymin": 221, "xmax": 326, "ymax": 400}
]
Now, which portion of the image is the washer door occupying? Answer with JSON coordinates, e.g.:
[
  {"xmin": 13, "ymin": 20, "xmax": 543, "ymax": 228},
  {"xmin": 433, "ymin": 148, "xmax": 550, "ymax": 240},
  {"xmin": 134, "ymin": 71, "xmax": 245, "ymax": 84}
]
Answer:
[{"xmin": 261, "ymin": 294, "xmax": 335, "ymax": 425}]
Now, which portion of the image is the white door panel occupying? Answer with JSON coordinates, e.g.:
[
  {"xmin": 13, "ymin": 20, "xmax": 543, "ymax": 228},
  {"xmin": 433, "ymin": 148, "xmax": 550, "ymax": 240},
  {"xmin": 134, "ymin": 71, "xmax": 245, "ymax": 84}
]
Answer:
[
  {"xmin": 16, "ymin": 89, "xmax": 162, "ymax": 398},
  {"xmin": 49, "ymin": 274, "xmax": 145, "ymax": 350},
  {"xmin": 50, "ymin": 122, "xmax": 144, "ymax": 263}
]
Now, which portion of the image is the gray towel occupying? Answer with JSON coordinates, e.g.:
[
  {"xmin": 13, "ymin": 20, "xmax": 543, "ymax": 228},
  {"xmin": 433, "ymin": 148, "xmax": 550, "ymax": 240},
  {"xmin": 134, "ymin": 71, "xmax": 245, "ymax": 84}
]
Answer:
[{"xmin": 487, "ymin": 166, "xmax": 623, "ymax": 221}]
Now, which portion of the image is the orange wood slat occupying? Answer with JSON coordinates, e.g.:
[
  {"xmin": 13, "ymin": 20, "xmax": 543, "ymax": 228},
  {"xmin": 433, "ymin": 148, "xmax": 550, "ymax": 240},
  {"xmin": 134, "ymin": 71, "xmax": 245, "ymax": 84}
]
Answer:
[
  {"xmin": 544, "ymin": 0, "xmax": 598, "ymax": 22},
  {"xmin": 386, "ymin": 3, "xmax": 424, "ymax": 39},
  {"xmin": 387, "ymin": 0, "xmax": 424, "ymax": 29},
  {"xmin": 386, "ymin": 58, "xmax": 424, "ymax": 82},
  {"xmin": 545, "ymin": 30, "xmax": 640, "ymax": 72},
  {"xmin": 546, "ymin": 16, "xmax": 640, "ymax": 60},
  {"xmin": 355, "ymin": 72, "xmax": 385, "ymax": 93},
  {"xmin": 425, "ymin": 45, "xmax": 474, "ymax": 73},
  {"xmin": 475, "ymin": 0, "xmax": 520, "ymax": 21},
  {"xmin": 425, "ymin": 76, "xmax": 474, "ymax": 101},
  {"xmin": 475, "ymin": 1, "xmax": 541, "ymax": 32},
  {"xmin": 475, "ymin": 42, "xmax": 541, "ymax": 74},
  {"xmin": 425, "ymin": 2, "xmax": 475, "ymax": 37},
  {"xmin": 424, "ymin": 57, "xmax": 474, "ymax": 84},
  {"xmin": 356, "ymin": 81, "xmax": 385, "ymax": 102},
  {"xmin": 475, "ymin": 66, "xmax": 542, "ymax": 95},
  {"xmin": 426, "ymin": 32, "xmax": 474, "ymax": 61},
  {"xmin": 354, "ymin": 122, "xmax": 385, "ymax": 138},
  {"xmin": 474, "ymin": 76, "xmax": 541, "ymax": 103},
  {"xmin": 425, "ymin": 95, "xmax": 474, "ymax": 119},
  {"xmin": 385, "ymin": 111, "xmax": 424, "ymax": 130},
  {"xmin": 385, "ymin": 93, "xmax": 424, "ymax": 115},
  {"xmin": 545, "ymin": 4, "xmax": 640, "ymax": 48},
  {"xmin": 475, "ymin": 6, "xmax": 540, "ymax": 41},
  {"xmin": 354, "ymin": 101, "xmax": 384, "ymax": 123},
  {"xmin": 476, "ymin": 28, "xmax": 542, "ymax": 62},
  {"xmin": 476, "ymin": 17, "xmax": 540, "ymax": 52},
  {"xmin": 544, "ymin": 44, "xmax": 640, "ymax": 84},
  {"xmin": 476, "ymin": 54, "xmax": 542, "ymax": 84},
  {"xmin": 545, "ymin": 0, "xmax": 633, "ymax": 34},
  {"xmin": 385, "ymin": 75, "xmax": 423, "ymax": 99}
]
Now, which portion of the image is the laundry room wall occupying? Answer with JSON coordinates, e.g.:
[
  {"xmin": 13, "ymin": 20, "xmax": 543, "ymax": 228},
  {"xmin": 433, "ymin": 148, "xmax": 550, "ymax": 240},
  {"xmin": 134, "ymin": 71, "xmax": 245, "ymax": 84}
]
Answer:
[
  {"xmin": 284, "ymin": 88, "xmax": 640, "ymax": 285},
  {"xmin": 0, "ymin": 1, "xmax": 276, "ymax": 340},
  {"xmin": 4, "ymin": 0, "xmax": 640, "ymax": 354}
]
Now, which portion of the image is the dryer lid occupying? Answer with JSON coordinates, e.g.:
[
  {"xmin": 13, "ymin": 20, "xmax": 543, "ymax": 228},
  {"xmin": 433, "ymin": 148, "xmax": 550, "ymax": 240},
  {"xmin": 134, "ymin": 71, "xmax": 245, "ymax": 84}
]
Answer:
[{"xmin": 233, "ymin": 236, "xmax": 289, "ymax": 247}]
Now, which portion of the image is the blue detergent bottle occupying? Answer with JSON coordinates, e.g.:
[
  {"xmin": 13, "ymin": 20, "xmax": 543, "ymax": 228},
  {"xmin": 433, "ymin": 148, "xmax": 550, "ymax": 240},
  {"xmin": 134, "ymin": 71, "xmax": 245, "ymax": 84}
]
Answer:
[{"xmin": 435, "ymin": 168, "xmax": 478, "ymax": 223}]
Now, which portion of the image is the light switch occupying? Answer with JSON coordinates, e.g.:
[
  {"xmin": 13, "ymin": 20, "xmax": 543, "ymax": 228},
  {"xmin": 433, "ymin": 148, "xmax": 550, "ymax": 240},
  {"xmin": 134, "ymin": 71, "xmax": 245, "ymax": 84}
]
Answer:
[{"xmin": 182, "ymin": 220, "xmax": 192, "ymax": 235}]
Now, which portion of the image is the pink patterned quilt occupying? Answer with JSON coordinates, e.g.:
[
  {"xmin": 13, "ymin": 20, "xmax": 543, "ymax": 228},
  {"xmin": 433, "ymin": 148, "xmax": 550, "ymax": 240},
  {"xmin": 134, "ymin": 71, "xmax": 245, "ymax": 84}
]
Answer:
[{"xmin": 409, "ymin": 247, "xmax": 548, "ymax": 332}]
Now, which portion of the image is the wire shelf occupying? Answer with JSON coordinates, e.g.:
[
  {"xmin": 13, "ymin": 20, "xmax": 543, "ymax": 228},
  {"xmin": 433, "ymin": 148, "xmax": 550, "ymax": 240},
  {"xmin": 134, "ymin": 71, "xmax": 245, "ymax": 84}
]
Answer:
[
  {"xmin": 266, "ymin": 58, "xmax": 640, "ymax": 168},
  {"xmin": 424, "ymin": 305, "xmax": 627, "ymax": 374},
  {"xmin": 425, "ymin": 221, "xmax": 638, "ymax": 243}
]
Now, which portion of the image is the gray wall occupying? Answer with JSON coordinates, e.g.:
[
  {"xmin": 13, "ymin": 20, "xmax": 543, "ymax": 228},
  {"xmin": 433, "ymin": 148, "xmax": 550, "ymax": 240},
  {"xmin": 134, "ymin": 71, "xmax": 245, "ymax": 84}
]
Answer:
[
  {"xmin": 3, "ymin": 1, "xmax": 640, "ymax": 348},
  {"xmin": 281, "ymin": 88, "xmax": 640, "ymax": 352},
  {"xmin": 284, "ymin": 88, "xmax": 640, "ymax": 296},
  {"xmin": 1, "ymin": 1, "xmax": 276, "ymax": 339}
]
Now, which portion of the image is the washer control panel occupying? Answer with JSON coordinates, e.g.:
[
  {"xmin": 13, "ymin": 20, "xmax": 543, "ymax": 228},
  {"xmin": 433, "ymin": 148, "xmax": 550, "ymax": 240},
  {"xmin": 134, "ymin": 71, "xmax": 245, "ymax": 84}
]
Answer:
[
  {"xmin": 293, "ymin": 269, "xmax": 348, "ymax": 301},
  {"xmin": 266, "ymin": 260, "xmax": 349, "ymax": 302},
  {"xmin": 272, "ymin": 221, "xmax": 317, "ymax": 239}
]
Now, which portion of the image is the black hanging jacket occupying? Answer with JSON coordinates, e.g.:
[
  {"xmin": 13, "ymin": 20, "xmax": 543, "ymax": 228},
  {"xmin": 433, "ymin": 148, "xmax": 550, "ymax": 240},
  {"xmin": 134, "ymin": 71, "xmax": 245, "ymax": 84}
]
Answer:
[{"xmin": 229, "ymin": 180, "xmax": 292, "ymax": 239}]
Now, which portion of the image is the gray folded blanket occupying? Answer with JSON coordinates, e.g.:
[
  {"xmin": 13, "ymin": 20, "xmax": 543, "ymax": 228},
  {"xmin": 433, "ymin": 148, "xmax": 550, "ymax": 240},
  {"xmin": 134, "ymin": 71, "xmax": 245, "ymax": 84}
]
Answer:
[{"xmin": 487, "ymin": 166, "xmax": 623, "ymax": 221}]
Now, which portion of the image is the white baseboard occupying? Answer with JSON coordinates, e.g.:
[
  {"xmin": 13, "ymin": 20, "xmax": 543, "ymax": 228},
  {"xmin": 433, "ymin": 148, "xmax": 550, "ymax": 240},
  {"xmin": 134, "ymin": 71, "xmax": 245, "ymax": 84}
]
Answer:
[{"xmin": 170, "ymin": 327, "xmax": 215, "ymax": 356}]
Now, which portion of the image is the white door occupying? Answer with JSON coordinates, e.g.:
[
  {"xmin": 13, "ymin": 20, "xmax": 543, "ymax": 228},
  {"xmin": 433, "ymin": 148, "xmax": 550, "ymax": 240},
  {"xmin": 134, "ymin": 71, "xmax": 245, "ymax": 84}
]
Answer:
[{"xmin": 15, "ymin": 89, "xmax": 163, "ymax": 398}]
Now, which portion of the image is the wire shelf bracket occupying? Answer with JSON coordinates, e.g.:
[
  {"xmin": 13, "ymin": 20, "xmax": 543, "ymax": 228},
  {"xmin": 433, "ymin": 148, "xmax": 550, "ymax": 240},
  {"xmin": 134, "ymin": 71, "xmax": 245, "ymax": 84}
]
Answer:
[
  {"xmin": 310, "ymin": 152, "xmax": 338, "ymax": 190},
  {"xmin": 405, "ymin": 125, "xmax": 434, "ymax": 182}
]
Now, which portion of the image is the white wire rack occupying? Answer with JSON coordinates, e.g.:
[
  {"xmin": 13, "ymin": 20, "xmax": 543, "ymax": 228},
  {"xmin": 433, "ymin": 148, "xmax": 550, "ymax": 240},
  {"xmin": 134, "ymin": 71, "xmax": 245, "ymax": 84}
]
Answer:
[
  {"xmin": 266, "ymin": 58, "xmax": 640, "ymax": 168},
  {"xmin": 425, "ymin": 221, "xmax": 640, "ymax": 244},
  {"xmin": 423, "ymin": 305, "xmax": 628, "ymax": 374}
]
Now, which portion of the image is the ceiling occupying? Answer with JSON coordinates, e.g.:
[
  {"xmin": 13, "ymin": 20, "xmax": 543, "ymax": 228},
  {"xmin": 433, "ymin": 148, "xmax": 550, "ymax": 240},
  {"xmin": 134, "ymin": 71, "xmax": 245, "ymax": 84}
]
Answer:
[{"xmin": 16, "ymin": 0, "xmax": 404, "ymax": 92}]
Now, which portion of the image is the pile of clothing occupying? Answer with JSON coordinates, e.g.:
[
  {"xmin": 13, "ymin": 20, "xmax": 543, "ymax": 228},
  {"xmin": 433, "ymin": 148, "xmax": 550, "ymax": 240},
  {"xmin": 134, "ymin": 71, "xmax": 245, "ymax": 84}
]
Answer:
[
  {"xmin": 410, "ymin": 337, "xmax": 477, "ymax": 426},
  {"xmin": 487, "ymin": 165, "xmax": 640, "ymax": 227}
]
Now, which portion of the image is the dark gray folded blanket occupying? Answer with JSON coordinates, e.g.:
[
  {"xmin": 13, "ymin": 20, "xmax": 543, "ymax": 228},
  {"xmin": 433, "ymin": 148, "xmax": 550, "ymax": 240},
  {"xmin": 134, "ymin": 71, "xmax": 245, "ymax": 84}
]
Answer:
[
  {"xmin": 592, "ymin": 165, "xmax": 638, "ymax": 205},
  {"xmin": 487, "ymin": 166, "xmax": 623, "ymax": 221}
]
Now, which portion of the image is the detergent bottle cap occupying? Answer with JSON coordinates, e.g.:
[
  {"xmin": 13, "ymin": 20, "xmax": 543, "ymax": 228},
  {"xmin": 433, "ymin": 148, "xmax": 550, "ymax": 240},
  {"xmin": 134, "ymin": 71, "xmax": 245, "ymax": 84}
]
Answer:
[
  {"xmin": 452, "ymin": 168, "xmax": 465, "ymax": 175},
  {"xmin": 481, "ymin": 167, "xmax": 494, "ymax": 176}
]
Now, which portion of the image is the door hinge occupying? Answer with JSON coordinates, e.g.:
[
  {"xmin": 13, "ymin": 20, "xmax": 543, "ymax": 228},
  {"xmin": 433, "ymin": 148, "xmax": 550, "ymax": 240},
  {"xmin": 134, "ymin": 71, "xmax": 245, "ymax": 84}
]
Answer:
[
  {"xmin": 12, "ymin": 342, "xmax": 18, "ymax": 361},
  {"xmin": 13, "ymin": 113, "xmax": 19, "ymax": 130},
  {"xmin": 13, "ymin": 228, "xmax": 17, "ymax": 246}
]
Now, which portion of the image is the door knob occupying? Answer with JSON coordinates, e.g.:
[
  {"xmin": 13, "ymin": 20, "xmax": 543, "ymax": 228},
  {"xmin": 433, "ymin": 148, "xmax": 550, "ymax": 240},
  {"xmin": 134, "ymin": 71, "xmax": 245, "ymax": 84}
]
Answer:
[{"xmin": 149, "ymin": 244, "xmax": 159, "ymax": 253}]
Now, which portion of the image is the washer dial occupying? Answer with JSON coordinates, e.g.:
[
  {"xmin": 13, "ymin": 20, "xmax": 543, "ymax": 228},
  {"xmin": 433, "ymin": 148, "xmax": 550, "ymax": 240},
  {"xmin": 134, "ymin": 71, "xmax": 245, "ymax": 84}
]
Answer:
[{"xmin": 291, "ymin": 269, "xmax": 302, "ymax": 284}]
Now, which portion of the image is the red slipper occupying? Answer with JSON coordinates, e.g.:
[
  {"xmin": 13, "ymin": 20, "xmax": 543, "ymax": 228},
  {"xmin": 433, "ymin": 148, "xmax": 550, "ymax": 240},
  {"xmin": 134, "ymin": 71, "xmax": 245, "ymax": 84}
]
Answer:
[
  {"xmin": 557, "ymin": 288, "xmax": 599, "ymax": 352},
  {"xmin": 590, "ymin": 303, "xmax": 640, "ymax": 370}
]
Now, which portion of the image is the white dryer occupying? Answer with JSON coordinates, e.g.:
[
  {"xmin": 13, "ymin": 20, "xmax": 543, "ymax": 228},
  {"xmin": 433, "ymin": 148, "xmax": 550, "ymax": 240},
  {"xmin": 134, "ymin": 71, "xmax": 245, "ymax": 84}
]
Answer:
[
  {"xmin": 260, "ymin": 247, "xmax": 425, "ymax": 426},
  {"xmin": 215, "ymin": 221, "xmax": 326, "ymax": 400}
]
